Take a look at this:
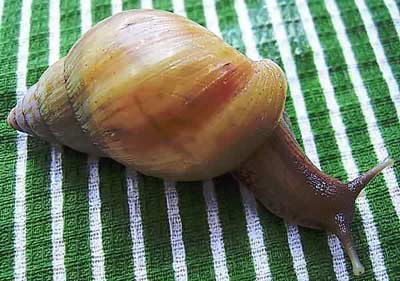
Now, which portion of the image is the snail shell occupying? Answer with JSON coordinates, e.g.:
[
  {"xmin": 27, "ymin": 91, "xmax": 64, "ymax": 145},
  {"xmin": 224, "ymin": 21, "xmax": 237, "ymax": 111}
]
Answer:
[{"xmin": 8, "ymin": 9, "xmax": 286, "ymax": 181}]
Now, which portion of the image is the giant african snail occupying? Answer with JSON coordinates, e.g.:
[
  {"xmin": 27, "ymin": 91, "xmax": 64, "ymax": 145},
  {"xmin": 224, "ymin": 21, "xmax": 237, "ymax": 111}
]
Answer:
[{"xmin": 7, "ymin": 9, "xmax": 393, "ymax": 275}]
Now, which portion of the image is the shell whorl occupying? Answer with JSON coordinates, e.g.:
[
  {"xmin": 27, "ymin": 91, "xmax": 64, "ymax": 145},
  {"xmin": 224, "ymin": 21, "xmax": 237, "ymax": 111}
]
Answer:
[
  {"xmin": 7, "ymin": 58, "xmax": 101, "ymax": 155},
  {"xmin": 7, "ymin": 9, "xmax": 286, "ymax": 181}
]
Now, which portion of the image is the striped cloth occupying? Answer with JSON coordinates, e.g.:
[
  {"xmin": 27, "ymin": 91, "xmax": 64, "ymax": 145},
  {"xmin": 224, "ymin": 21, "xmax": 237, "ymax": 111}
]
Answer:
[{"xmin": 0, "ymin": 0, "xmax": 399, "ymax": 280}]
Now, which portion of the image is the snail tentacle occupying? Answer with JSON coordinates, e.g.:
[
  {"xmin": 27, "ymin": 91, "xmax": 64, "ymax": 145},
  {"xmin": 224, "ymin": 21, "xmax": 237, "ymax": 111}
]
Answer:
[{"xmin": 347, "ymin": 157, "xmax": 394, "ymax": 197}]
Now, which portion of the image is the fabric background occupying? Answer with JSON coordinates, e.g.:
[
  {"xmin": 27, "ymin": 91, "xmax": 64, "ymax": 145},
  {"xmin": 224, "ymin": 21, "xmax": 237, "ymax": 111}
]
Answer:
[{"xmin": 0, "ymin": 0, "xmax": 399, "ymax": 280}]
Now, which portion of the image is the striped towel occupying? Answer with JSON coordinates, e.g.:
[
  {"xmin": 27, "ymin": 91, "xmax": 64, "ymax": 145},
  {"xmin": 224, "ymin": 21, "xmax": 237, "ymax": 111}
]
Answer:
[{"xmin": 0, "ymin": 0, "xmax": 399, "ymax": 280}]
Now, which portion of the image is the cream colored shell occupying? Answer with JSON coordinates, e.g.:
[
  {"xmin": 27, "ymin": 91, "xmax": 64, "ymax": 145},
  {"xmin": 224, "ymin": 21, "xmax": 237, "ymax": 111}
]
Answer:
[{"xmin": 8, "ymin": 9, "xmax": 286, "ymax": 181}]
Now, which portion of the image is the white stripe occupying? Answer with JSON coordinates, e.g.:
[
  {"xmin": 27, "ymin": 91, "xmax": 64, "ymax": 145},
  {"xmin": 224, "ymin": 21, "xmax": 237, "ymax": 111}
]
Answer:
[
  {"xmin": 14, "ymin": 132, "xmax": 28, "ymax": 281},
  {"xmin": 172, "ymin": 0, "xmax": 186, "ymax": 17},
  {"xmin": 357, "ymin": 198, "xmax": 388, "ymax": 279},
  {"xmin": 286, "ymin": 225, "xmax": 309, "ymax": 280},
  {"xmin": 202, "ymin": 180, "xmax": 229, "ymax": 281},
  {"xmin": 354, "ymin": 0, "xmax": 400, "ymax": 122},
  {"xmin": 234, "ymin": 7, "xmax": 272, "ymax": 277},
  {"xmin": 266, "ymin": 1, "xmax": 349, "ymax": 277},
  {"xmin": 13, "ymin": 0, "xmax": 32, "ymax": 280},
  {"xmin": 80, "ymin": 0, "xmax": 92, "ymax": 33},
  {"xmin": 164, "ymin": 181, "xmax": 188, "ymax": 281},
  {"xmin": 383, "ymin": 0, "xmax": 400, "ymax": 36},
  {"xmin": 327, "ymin": 234, "xmax": 349, "ymax": 280},
  {"xmin": 202, "ymin": 0, "xmax": 222, "ymax": 38},
  {"xmin": 264, "ymin": 1, "xmax": 315, "ymax": 279},
  {"xmin": 50, "ymin": 145, "xmax": 65, "ymax": 281},
  {"xmin": 141, "ymin": 0, "xmax": 153, "ymax": 9},
  {"xmin": 202, "ymin": 3, "xmax": 272, "ymax": 279},
  {"xmin": 296, "ymin": 0, "xmax": 389, "ymax": 279},
  {"xmin": 240, "ymin": 186, "xmax": 272, "ymax": 281},
  {"xmin": 48, "ymin": 0, "xmax": 60, "ymax": 65},
  {"xmin": 0, "ymin": 0, "xmax": 4, "ymax": 28},
  {"xmin": 126, "ymin": 170, "xmax": 148, "ymax": 281},
  {"xmin": 200, "ymin": 6, "xmax": 229, "ymax": 280},
  {"xmin": 111, "ymin": 0, "xmax": 123, "ymax": 14},
  {"xmin": 87, "ymin": 156, "xmax": 106, "ymax": 281},
  {"xmin": 79, "ymin": 2, "xmax": 106, "ymax": 279},
  {"xmin": 48, "ymin": 0, "xmax": 66, "ymax": 280},
  {"xmin": 112, "ymin": 3, "xmax": 147, "ymax": 280},
  {"xmin": 233, "ymin": 0, "xmax": 261, "ymax": 61}
]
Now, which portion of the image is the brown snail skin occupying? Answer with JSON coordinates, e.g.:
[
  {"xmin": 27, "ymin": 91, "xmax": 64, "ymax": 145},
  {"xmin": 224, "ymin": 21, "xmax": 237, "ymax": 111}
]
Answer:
[
  {"xmin": 6, "ymin": 9, "xmax": 393, "ymax": 276},
  {"xmin": 235, "ymin": 113, "xmax": 393, "ymax": 276}
]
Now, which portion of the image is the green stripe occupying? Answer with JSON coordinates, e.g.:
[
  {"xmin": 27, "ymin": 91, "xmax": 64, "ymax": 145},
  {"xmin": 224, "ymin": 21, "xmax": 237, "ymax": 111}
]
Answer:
[
  {"xmin": 242, "ymin": 0, "xmax": 281, "ymax": 62},
  {"xmin": 0, "ymin": 0, "xmax": 21, "ymax": 279},
  {"xmin": 25, "ymin": 0, "xmax": 53, "ymax": 279},
  {"xmin": 256, "ymin": 209, "xmax": 298, "ymax": 280},
  {"xmin": 184, "ymin": 0, "xmax": 206, "ymax": 26},
  {"xmin": 176, "ymin": 182, "xmax": 215, "ymax": 280},
  {"xmin": 153, "ymin": 0, "xmax": 173, "ymax": 12},
  {"xmin": 60, "ymin": 1, "xmax": 92, "ymax": 280},
  {"xmin": 62, "ymin": 150, "xmax": 92, "ymax": 281},
  {"xmin": 214, "ymin": 175, "xmax": 256, "ymax": 280},
  {"xmin": 99, "ymin": 158, "xmax": 134, "ymax": 281},
  {"xmin": 139, "ymin": 175, "xmax": 174, "ymax": 280},
  {"xmin": 25, "ymin": 141, "xmax": 52, "ymax": 281},
  {"xmin": 92, "ymin": 0, "xmax": 112, "ymax": 23},
  {"xmin": 123, "ymin": 0, "xmax": 140, "ymax": 10},
  {"xmin": 60, "ymin": 0, "xmax": 82, "ymax": 57},
  {"xmin": 311, "ymin": 0, "xmax": 400, "ymax": 277},
  {"xmin": 215, "ymin": 0, "xmax": 245, "ymax": 54}
]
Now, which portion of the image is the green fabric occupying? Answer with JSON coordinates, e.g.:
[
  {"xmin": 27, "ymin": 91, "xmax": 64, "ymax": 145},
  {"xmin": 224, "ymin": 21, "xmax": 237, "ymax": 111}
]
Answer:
[{"xmin": 0, "ymin": 0, "xmax": 399, "ymax": 280}]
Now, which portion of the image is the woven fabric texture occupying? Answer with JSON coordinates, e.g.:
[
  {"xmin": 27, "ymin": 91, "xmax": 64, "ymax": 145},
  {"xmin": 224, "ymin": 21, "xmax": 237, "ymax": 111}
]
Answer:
[{"xmin": 0, "ymin": 0, "xmax": 399, "ymax": 280}]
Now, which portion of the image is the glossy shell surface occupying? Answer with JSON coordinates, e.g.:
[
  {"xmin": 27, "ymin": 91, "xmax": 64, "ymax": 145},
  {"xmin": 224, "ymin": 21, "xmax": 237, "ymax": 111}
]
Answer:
[{"xmin": 64, "ymin": 10, "xmax": 286, "ymax": 180}]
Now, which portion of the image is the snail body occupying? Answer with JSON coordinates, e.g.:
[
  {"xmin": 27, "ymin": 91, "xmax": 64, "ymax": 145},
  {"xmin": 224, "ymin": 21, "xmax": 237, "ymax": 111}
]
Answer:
[{"xmin": 7, "ymin": 9, "xmax": 393, "ymax": 276}]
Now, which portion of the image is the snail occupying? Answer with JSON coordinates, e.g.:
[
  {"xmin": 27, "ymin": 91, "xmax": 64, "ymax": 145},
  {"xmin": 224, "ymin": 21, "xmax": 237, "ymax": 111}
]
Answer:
[{"xmin": 6, "ymin": 9, "xmax": 393, "ymax": 276}]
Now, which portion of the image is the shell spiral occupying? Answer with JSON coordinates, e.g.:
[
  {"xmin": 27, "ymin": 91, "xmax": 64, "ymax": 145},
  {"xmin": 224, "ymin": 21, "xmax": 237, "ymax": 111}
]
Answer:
[{"xmin": 7, "ymin": 9, "xmax": 286, "ymax": 181}]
